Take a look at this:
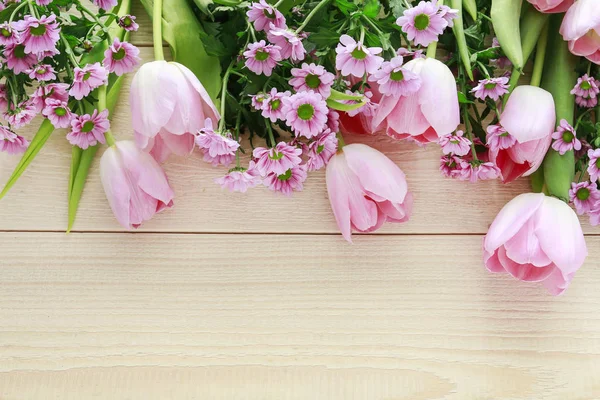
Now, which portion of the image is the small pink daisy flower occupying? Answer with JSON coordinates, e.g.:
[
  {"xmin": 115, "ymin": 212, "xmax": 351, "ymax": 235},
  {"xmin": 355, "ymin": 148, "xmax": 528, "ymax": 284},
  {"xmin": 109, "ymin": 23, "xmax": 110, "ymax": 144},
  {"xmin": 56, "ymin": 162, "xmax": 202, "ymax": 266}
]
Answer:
[
  {"xmin": 263, "ymin": 164, "xmax": 307, "ymax": 196},
  {"xmin": 306, "ymin": 129, "xmax": 338, "ymax": 171},
  {"xmin": 36, "ymin": 0, "xmax": 53, "ymax": 5},
  {"xmin": 327, "ymin": 109, "xmax": 340, "ymax": 133},
  {"xmin": 588, "ymin": 149, "xmax": 600, "ymax": 182},
  {"xmin": 26, "ymin": 64, "xmax": 56, "ymax": 81},
  {"xmin": 345, "ymin": 90, "xmax": 375, "ymax": 118},
  {"xmin": 589, "ymin": 202, "xmax": 600, "ymax": 226},
  {"xmin": 67, "ymin": 109, "xmax": 110, "ymax": 149},
  {"xmin": 30, "ymin": 82, "xmax": 69, "ymax": 112},
  {"xmin": 261, "ymin": 88, "xmax": 290, "ymax": 122},
  {"xmin": 0, "ymin": 22, "xmax": 19, "ymax": 45},
  {"xmin": 0, "ymin": 126, "xmax": 29, "ymax": 154},
  {"xmin": 335, "ymin": 35, "xmax": 383, "ymax": 78},
  {"xmin": 283, "ymin": 91, "xmax": 329, "ymax": 139},
  {"xmin": 42, "ymin": 99, "xmax": 74, "ymax": 129},
  {"xmin": 576, "ymin": 96, "xmax": 598, "ymax": 108},
  {"xmin": 289, "ymin": 63, "xmax": 335, "ymax": 98},
  {"xmin": 438, "ymin": 130, "xmax": 471, "ymax": 156},
  {"xmin": 4, "ymin": 43, "xmax": 38, "ymax": 74},
  {"xmin": 0, "ymin": 85, "xmax": 7, "ymax": 111},
  {"xmin": 475, "ymin": 162, "xmax": 501, "ymax": 181},
  {"xmin": 4, "ymin": 101, "xmax": 36, "ymax": 128},
  {"xmin": 369, "ymin": 56, "xmax": 421, "ymax": 97},
  {"xmin": 103, "ymin": 38, "xmax": 140, "ymax": 76},
  {"xmin": 92, "ymin": 0, "xmax": 118, "ymax": 10},
  {"xmin": 247, "ymin": 0, "xmax": 286, "ymax": 31},
  {"xmin": 243, "ymin": 40, "xmax": 282, "ymax": 76},
  {"xmin": 438, "ymin": 4, "xmax": 459, "ymax": 27},
  {"xmin": 69, "ymin": 62, "xmax": 109, "ymax": 100},
  {"xmin": 439, "ymin": 155, "xmax": 461, "ymax": 178},
  {"xmin": 250, "ymin": 92, "xmax": 267, "ymax": 110},
  {"xmin": 571, "ymin": 74, "xmax": 599, "ymax": 101},
  {"xmin": 552, "ymin": 119, "xmax": 581, "ymax": 155},
  {"xmin": 215, "ymin": 161, "xmax": 262, "ymax": 193},
  {"xmin": 471, "ymin": 77, "xmax": 509, "ymax": 101},
  {"xmin": 118, "ymin": 15, "xmax": 139, "ymax": 32},
  {"xmin": 486, "ymin": 124, "xmax": 516, "ymax": 151},
  {"xmin": 397, "ymin": 1, "xmax": 448, "ymax": 47},
  {"xmin": 13, "ymin": 15, "xmax": 60, "ymax": 54},
  {"xmin": 252, "ymin": 141, "xmax": 302, "ymax": 176},
  {"xmin": 195, "ymin": 119, "xmax": 240, "ymax": 167},
  {"xmin": 267, "ymin": 25, "xmax": 306, "ymax": 62},
  {"xmin": 569, "ymin": 181, "xmax": 600, "ymax": 215}
]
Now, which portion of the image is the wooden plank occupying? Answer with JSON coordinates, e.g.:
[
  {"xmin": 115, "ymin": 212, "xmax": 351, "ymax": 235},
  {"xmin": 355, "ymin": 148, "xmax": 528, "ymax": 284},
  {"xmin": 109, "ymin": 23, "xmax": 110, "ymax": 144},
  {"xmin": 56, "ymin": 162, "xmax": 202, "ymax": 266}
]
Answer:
[{"xmin": 0, "ymin": 232, "xmax": 599, "ymax": 399}]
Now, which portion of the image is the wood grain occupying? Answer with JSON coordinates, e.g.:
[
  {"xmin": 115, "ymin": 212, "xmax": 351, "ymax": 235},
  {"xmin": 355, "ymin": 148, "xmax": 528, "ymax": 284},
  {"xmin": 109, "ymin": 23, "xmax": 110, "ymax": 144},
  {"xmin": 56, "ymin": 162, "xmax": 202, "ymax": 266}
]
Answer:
[{"xmin": 1, "ymin": 233, "xmax": 599, "ymax": 400}]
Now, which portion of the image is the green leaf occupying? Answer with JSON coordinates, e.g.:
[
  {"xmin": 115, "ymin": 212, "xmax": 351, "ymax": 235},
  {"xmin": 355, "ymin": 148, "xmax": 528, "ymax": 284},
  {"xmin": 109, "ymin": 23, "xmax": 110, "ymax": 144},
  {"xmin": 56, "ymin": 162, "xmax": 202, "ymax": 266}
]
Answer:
[
  {"xmin": 0, "ymin": 120, "xmax": 55, "ymax": 200},
  {"xmin": 67, "ymin": 146, "xmax": 99, "ymax": 232},
  {"xmin": 451, "ymin": 0, "xmax": 473, "ymax": 81},
  {"xmin": 462, "ymin": 0, "xmax": 477, "ymax": 21},
  {"xmin": 308, "ymin": 27, "xmax": 341, "ymax": 47},
  {"xmin": 335, "ymin": 0, "xmax": 358, "ymax": 14},
  {"xmin": 457, "ymin": 91, "xmax": 473, "ymax": 104},
  {"xmin": 192, "ymin": 0, "xmax": 213, "ymax": 13},
  {"xmin": 329, "ymin": 89, "xmax": 364, "ymax": 101},
  {"xmin": 327, "ymin": 98, "xmax": 367, "ymax": 112},
  {"xmin": 363, "ymin": 0, "xmax": 380, "ymax": 18},
  {"xmin": 388, "ymin": 0, "xmax": 406, "ymax": 18}
]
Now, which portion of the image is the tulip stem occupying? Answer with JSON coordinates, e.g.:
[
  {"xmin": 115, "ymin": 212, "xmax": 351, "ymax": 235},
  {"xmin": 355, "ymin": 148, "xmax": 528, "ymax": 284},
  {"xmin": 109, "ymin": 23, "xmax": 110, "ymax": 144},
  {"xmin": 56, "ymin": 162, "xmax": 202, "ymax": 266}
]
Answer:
[
  {"xmin": 97, "ymin": 85, "xmax": 116, "ymax": 147},
  {"xmin": 459, "ymin": 67, "xmax": 478, "ymax": 161},
  {"xmin": 218, "ymin": 62, "xmax": 235, "ymax": 132},
  {"xmin": 336, "ymin": 132, "xmax": 346, "ymax": 149},
  {"xmin": 296, "ymin": 0, "xmax": 331, "ymax": 33},
  {"xmin": 529, "ymin": 23, "xmax": 548, "ymax": 88},
  {"xmin": 153, "ymin": 0, "xmax": 164, "ymax": 60}
]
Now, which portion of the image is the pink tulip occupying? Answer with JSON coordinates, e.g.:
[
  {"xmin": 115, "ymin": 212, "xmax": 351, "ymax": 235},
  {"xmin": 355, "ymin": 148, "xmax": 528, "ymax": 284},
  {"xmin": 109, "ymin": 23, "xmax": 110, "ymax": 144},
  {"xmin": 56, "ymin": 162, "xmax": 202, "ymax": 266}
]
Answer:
[
  {"xmin": 326, "ymin": 143, "xmax": 413, "ymax": 242},
  {"xmin": 527, "ymin": 0, "xmax": 574, "ymax": 13},
  {"xmin": 560, "ymin": 0, "xmax": 600, "ymax": 64},
  {"xmin": 100, "ymin": 141, "xmax": 175, "ymax": 229},
  {"xmin": 490, "ymin": 85, "xmax": 555, "ymax": 183},
  {"xmin": 130, "ymin": 60, "xmax": 220, "ymax": 163},
  {"xmin": 484, "ymin": 193, "xmax": 587, "ymax": 295},
  {"xmin": 372, "ymin": 57, "xmax": 459, "ymax": 144}
]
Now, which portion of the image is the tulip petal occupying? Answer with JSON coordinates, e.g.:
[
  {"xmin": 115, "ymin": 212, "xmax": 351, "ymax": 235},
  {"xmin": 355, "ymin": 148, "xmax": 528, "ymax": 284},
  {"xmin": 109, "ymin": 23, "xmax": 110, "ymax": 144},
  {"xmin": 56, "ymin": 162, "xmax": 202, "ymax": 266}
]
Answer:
[
  {"xmin": 175, "ymin": 62, "xmax": 220, "ymax": 122},
  {"xmin": 385, "ymin": 95, "xmax": 430, "ymax": 137},
  {"xmin": 500, "ymin": 86, "xmax": 556, "ymax": 143},
  {"xmin": 497, "ymin": 246, "xmax": 556, "ymax": 282},
  {"xmin": 541, "ymin": 267, "xmax": 572, "ymax": 296},
  {"xmin": 560, "ymin": 0, "xmax": 600, "ymax": 42},
  {"xmin": 484, "ymin": 248, "xmax": 506, "ymax": 273},
  {"xmin": 159, "ymin": 129, "xmax": 195, "ymax": 158},
  {"xmin": 100, "ymin": 147, "xmax": 132, "ymax": 229},
  {"xmin": 569, "ymin": 31, "xmax": 600, "ymax": 57},
  {"xmin": 494, "ymin": 148, "xmax": 532, "ymax": 183},
  {"xmin": 504, "ymin": 219, "xmax": 553, "ymax": 267},
  {"xmin": 371, "ymin": 94, "xmax": 400, "ymax": 132},
  {"xmin": 483, "ymin": 193, "xmax": 545, "ymax": 252}
]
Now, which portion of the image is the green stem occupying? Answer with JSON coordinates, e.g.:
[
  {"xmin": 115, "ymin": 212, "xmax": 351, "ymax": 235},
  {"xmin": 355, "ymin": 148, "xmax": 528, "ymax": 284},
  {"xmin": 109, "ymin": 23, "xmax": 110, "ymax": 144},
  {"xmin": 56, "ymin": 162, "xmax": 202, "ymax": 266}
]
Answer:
[
  {"xmin": 234, "ymin": 111, "xmax": 242, "ymax": 168},
  {"xmin": 60, "ymin": 34, "xmax": 80, "ymax": 68},
  {"xmin": 78, "ymin": 4, "xmax": 112, "ymax": 42},
  {"xmin": 426, "ymin": 41, "xmax": 438, "ymax": 58},
  {"xmin": 97, "ymin": 85, "xmax": 116, "ymax": 146},
  {"xmin": 296, "ymin": 0, "xmax": 331, "ymax": 33},
  {"xmin": 265, "ymin": 122, "xmax": 276, "ymax": 147},
  {"xmin": 529, "ymin": 23, "xmax": 548, "ymax": 88},
  {"xmin": 504, "ymin": 67, "xmax": 521, "ymax": 105},
  {"xmin": 274, "ymin": 0, "xmax": 285, "ymax": 7},
  {"xmin": 459, "ymin": 69, "xmax": 477, "ymax": 161},
  {"xmin": 9, "ymin": 0, "xmax": 30, "ymax": 22},
  {"xmin": 218, "ymin": 62, "xmax": 234, "ymax": 132},
  {"xmin": 153, "ymin": 0, "xmax": 164, "ymax": 60},
  {"xmin": 336, "ymin": 132, "xmax": 346, "ymax": 149},
  {"xmin": 575, "ymin": 107, "xmax": 597, "ymax": 130},
  {"xmin": 247, "ymin": 21, "xmax": 257, "ymax": 42}
]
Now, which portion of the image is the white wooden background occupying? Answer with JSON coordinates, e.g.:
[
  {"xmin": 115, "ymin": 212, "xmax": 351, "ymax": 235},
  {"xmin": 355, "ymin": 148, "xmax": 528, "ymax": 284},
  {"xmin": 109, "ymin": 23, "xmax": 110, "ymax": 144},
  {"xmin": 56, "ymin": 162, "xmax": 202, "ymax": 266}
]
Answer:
[{"xmin": 1, "ymin": 5, "xmax": 599, "ymax": 399}]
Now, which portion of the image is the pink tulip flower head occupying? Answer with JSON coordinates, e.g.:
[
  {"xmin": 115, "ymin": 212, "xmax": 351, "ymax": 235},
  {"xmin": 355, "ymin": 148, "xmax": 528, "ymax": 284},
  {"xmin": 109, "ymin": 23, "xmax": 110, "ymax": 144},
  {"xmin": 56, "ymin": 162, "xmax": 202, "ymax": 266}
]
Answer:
[
  {"xmin": 471, "ymin": 77, "xmax": 509, "ymax": 101},
  {"xmin": 326, "ymin": 143, "xmax": 413, "ymax": 242},
  {"xmin": 247, "ymin": 0, "xmax": 286, "ymax": 31},
  {"xmin": 489, "ymin": 85, "xmax": 556, "ymax": 183},
  {"xmin": 372, "ymin": 57, "xmax": 460, "ymax": 144},
  {"xmin": 69, "ymin": 62, "xmax": 109, "ymax": 100},
  {"xmin": 527, "ymin": 0, "xmax": 574, "ymax": 13},
  {"xmin": 0, "ymin": 125, "xmax": 29, "ymax": 154},
  {"xmin": 560, "ymin": 0, "xmax": 600, "ymax": 64},
  {"xmin": 100, "ymin": 141, "xmax": 175, "ymax": 230},
  {"xmin": 552, "ymin": 119, "xmax": 582, "ymax": 156},
  {"xmin": 335, "ymin": 35, "xmax": 383, "ymax": 78},
  {"xmin": 130, "ymin": 61, "xmax": 220, "ymax": 163},
  {"xmin": 215, "ymin": 161, "xmax": 262, "ymax": 193},
  {"xmin": 569, "ymin": 181, "xmax": 600, "ymax": 215},
  {"xmin": 103, "ymin": 38, "xmax": 140, "ymax": 76},
  {"xmin": 587, "ymin": 148, "xmax": 600, "ymax": 182},
  {"xmin": 289, "ymin": 63, "xmax": 335, "ymax": 98},
  {"xmin": 483, "ymin": 193, "xmax": 587, "ymax": 295},
  {"xmin": 243, "ymin": 40, "xmax": 282, "ymax": 76},
  {"xmin": 396, "ymin": 1, "xmax": 449, "ymax": 47},
  {"xmin": 267, "ymin": 25, "xmax": 306, "ymax": 62},
  {"xmin": 283, "ymin": 91, "xmax": 329, "ymax": 139},
  {"xmin": 369, "ymin": 56, "xmax": 422, "ymax": 97},
  {"xmin": 13, "ymin": 15, "xmax": 60, "ymax": 55}
]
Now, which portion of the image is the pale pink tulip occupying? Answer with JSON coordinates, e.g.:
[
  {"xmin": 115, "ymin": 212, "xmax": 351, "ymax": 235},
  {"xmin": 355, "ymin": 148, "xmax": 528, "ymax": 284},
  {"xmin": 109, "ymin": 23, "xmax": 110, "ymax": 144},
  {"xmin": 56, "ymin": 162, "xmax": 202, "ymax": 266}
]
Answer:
[
  {"xmin": 484, "ymin": 193, "xmax": 587, "ymax": 295},
  {"xmin": 560, "ymin": 0, "xmax": 600, "ymax": 64},
  {"xmin": 489, "ymin": 85, "xmax": 555, "ymax": 183},
  {"xmin": 527, "ymin": 0, "xmax": 574, "ymax": 13},
  {"xmin": 372, "ymin": 57, "xmax": 460, "ymax": 144},
  {"xmin": 326, "ymin": 143, "xmax": 413, "ymax": 242},
  {"xmin": 100, "ymin": 141, "xmax": 175, "ymax": 229},
  {"xmin": 130, "ymin": 60, "xmax": 220, "ymax": 163}
]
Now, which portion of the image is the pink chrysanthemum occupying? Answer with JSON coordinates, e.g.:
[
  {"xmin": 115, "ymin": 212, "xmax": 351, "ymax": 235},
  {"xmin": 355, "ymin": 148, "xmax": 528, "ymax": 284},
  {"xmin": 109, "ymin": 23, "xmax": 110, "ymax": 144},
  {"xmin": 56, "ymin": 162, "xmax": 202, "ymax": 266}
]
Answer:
[
  {"xmin": 283, "ymin": 91, "xmax": 329, "ymax": 138},
  {"xmin": 243, "ymin": 40, "xmax": 282, "ymax": 76},
  {"xmin": 486, "ymin": 124, "xmax": 516, "ymax": 151},
  {"xmin": 92, "ymin": 0, "xmax": 118, "ymax": 10},
  {"xmin": 0, "ymin": 85, "xmax": 7, "ymax": 111},
  {"xmin": 252, "ymin": 141, "xmax": 302, "ymax": 176},
  {"xmin": 267, "ymin": 25, "xmax": 306, "ymax": 62},
  {"xmin": 588, "ymin": 149, "xmax": 600, "ymax": 182},
  {"xmin": 67, "ymin": 109, "xmax": 110, "ymax": 149},
  {"xmin": 589, "ymin": 202, "xmax": 600, "ymax": 226},
  {"xmin": 576, "ymin": 96, "xmax": 598, "ymax": 108},
  {"xmin": 69, "ymin": 62, "xmax": 109, "ymax": 100},
  {"xmin": 335, "ymin": 35, "xmax": 383, "ymax": 78},
  {"xmin": 4, "ymin": 43, "xmax": 38, "ymax": 74},
  {"xmin": 13, "ymin": 15, "xmax": 60, "ymax": 54},
  {"xmin": 0, "ymin": 125, "xmax": 29, "ymax": 154},
  {"xmin": 247, "ymin": 0, "xmax": 286, "ymax": 31},
  {"xmin": 251, "ymin": 92, "xmax": 267, "ymax": 110},
  {"xmin": 30, "ymin": 82, "xmax": 69, "ymax": 112},
  {"xmin": 345, "ymin": 90, "xmax": 375, "ymax": 118},
  {"xmin": 396, "ymin": 1, "xmax": 448, "ymax": 47},
  {"xmin": 263, "ymin": 164, "xmax": 307, "ymax": 196},
  {"xmin": 471, "ymin": 77, "xmax": 509, "ymax": 101},
  {"xmin": 27, "ymin": 63, "xmax": 56, "ymax": 81},
  {"xmin": 552, "ymin": 119, "xmax": 581, "ymax": 155},
  {"xmin": 36, "ymin": 0, "xmax": 53, "ymax": 5},
  {"xmin": 439, "ymin": 155, "xmax": 462, "ymax": 178},
  {"xmin": 569, "ymin": 181, "xmax": 600, "ymax": 215},
  {"xmin": 438, "ymin": 130, "xmax": 471, "ymax": 156},
  {"xmin": 195, "ymin": 119, "xmax": 240, "ymax": 167},
  {"xmin": 4, "ymin": 101, "xmax": 36, "ymax": 128},
  {"xmin": 369, "ymin": 56, "xmax": 421, "ymax": 97},
  {"xmin": 118, "ymin": 15, "xmax": 139, "ymax": 32},
  {"xmin": 103, "ymin": 38, "xmax": 140, "ymax": 76},
  {"xmin": 475, "ymin": 162, "xmax": 501, "ymax": 181},
  {"xmin": 215, "ymin": 161, "xmax": 262, "ymax": 193},
  {"xmin": 289, "ymin": 63, "xmax": 335, "ymax": 98},
  {"xmin": 261, "ymin": 88, "xmax": 290, "ymax": 122},
  {"xmin": 42, "ymin": 99, "xmax": 73, "ymax": 129},
  {"xmin": 306, "ymin": 129, "xmax": 338, "ymax": 171},
  {"xmin": 0, "ymin": 22, "xmax": 19, "ymax": 46},
  {"xmin": 327, "ymin": 109, "xmax": 340, "ymax": 133},
  {"xmin": 454, "ymin": 160, "xmax": 500, "ymax": 183},
  {"xmin": 571, "ymin": 74, "xmax": 599, "ymax": 99},
  {"xmin": 438, "ymin": 4, "xmax": 459, "ymax": 27}
]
